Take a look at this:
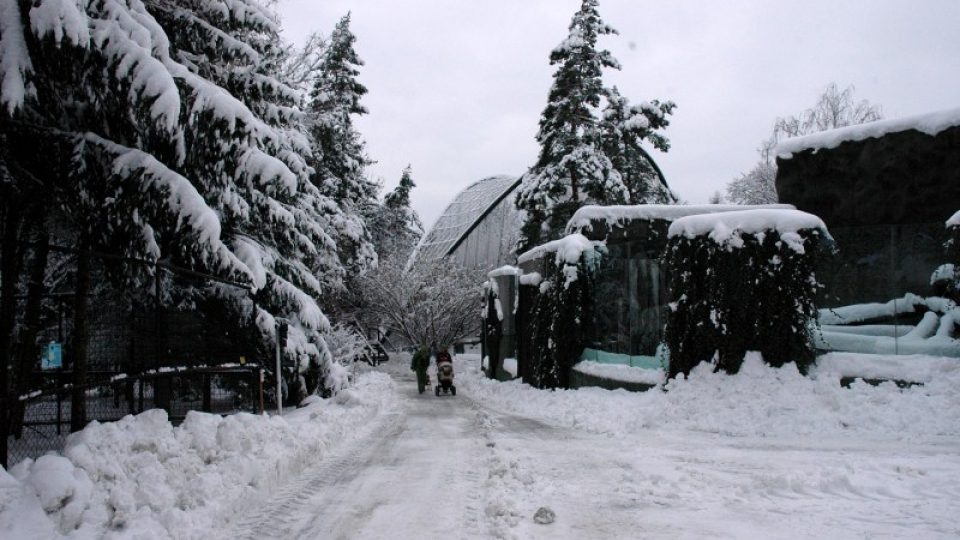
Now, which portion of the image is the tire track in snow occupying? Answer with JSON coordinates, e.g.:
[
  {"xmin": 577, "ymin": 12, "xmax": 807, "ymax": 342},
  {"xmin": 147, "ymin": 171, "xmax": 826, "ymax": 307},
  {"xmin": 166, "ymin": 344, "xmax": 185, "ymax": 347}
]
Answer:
[{"xmin": 229, "ymin": 410, "xmax": 404, "ymax": 540}]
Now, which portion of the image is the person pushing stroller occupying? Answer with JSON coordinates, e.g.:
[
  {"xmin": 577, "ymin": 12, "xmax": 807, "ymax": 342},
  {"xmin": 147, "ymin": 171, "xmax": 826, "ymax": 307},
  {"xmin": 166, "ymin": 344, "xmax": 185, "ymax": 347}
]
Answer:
[{"xmin": 434, "ymin": 346, "xmax": 456, "ymax": 397}]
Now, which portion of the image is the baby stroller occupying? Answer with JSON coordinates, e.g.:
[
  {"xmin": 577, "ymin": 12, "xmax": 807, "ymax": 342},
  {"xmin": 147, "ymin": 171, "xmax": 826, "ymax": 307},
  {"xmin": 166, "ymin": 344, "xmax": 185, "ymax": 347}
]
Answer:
[{"xmin": 435, "ymin": 359, "xmax": 456, "ymax": 397}]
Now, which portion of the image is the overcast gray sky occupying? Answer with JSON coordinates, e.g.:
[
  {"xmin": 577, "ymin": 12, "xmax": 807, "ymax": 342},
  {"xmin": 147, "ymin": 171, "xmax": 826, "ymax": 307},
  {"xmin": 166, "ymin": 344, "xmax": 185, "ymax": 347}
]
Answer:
[{"xmin": 278, "ymin": 0, "xmax": 960, "ymax": 231}]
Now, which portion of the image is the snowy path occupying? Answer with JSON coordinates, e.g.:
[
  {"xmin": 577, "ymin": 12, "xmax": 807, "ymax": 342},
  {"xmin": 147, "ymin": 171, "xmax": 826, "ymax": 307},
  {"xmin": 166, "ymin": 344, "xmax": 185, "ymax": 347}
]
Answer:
[
  {"xmin": 221, "ymin": 358, "xmax": 960, "ymax": 539},
  {"xmin": 226, "ymin": 364, "xmax": 490, "ymax": 540}
]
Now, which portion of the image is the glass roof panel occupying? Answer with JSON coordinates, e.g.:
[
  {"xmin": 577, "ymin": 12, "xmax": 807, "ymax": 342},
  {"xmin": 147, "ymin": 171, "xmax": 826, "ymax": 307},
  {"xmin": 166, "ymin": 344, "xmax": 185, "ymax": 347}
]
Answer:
[{"xmin": 414, "ymin": 175, "xmax": 519, "ymax": 261}]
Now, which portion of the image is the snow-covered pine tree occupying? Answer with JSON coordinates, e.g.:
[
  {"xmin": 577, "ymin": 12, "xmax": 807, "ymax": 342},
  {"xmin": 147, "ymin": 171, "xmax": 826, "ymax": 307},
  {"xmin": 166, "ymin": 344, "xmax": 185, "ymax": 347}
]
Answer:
[
  {"xmin": 372, "ymin": 165, "xmax": 423, "ymax": 259},
  {"xmin": 516, "ymin": 0, "xmax": 626, "ymax": 253},
  {"xmin": 306, "ymin": 13, "xmax": 377, "ymax": 276},
  {"xmin": 148, "ymin": 0, "xmax": 356, "ymax": 392},
  {"xmin": 0, "ymin": 0, "xmax": 352, "ymax": 394},
  {"xmin": 599, "ymin": 87, "xmax": 676, "ymax": 204}
]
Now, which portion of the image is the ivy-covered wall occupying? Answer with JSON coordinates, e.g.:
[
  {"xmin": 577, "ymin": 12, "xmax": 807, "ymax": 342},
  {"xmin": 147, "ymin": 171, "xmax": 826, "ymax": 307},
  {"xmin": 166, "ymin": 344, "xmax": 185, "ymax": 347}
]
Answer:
[
  {"xmin": 663, "ymin": 225, "xmax": 833, "ymax": 378},
  {"xmin": 515, "ymin": 236, "xmax": 602, "ymax": 389}
]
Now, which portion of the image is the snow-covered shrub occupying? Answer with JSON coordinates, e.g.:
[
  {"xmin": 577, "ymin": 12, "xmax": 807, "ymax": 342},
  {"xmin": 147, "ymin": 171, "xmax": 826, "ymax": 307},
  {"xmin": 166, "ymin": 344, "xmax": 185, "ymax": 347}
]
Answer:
[
  {"xmin": 323, "ymin": 323, "xmax": 368, "ymax": 366},
  {"xmin": 481, "ymin": 286, "xmax": 503, "ymax": 379},
  {"xmin": 517, "ymin": 235, "xmax": 603, "ymax": 389},
  {"xmin": 941, "ymin": 212, "xmax": 960, "ymax": 301},
  {"xmin": 663, "ymin": 210, "xmax": 834, "ymax": 378},
  {"xmin": 350, "ymin": 254, "xmax": 483, "ymax": 349}
]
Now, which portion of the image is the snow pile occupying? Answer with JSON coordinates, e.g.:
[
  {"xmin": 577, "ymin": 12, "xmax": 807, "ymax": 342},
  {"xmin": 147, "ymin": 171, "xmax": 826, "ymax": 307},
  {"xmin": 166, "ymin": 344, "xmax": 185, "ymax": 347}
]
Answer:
[
  {"xmin": 0, "ymin": 372, "xmax": 395, "ymax": 539},
  {"xmin": 572, "ymin": 361, "xmax": 664, "ymax": 386},
  {"xmin": 566, "ymin": 203, "xmax": 793, "ymax": 235},
  {"xmin": 517, "ymin": 233, "xmax": 601, "ymax": 265},
  {"xmin": 502, "ymin": 358, "xmax": 518, "ymax": 378},
  {"xmin": 457, "ymin": 353, "xmax": 960, "ymax": 441},
  {"xmin": 667, "ymin": 209, "xmax": 829, "ymax": 253},
  {"xmin": 815, "ymin": 352, "xmax": 960, "ymax": 384},
  {"xmin": 776, "ymin": 106, "xmax": 960, "ymax": 158}
]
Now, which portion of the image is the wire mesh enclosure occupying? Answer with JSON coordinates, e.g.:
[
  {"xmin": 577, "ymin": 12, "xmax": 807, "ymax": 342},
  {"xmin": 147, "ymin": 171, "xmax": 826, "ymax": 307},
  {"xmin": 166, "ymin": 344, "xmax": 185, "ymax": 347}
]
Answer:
[{"xmin": 2, "ymin": 243, "xmax": 265, "ymax": 467}]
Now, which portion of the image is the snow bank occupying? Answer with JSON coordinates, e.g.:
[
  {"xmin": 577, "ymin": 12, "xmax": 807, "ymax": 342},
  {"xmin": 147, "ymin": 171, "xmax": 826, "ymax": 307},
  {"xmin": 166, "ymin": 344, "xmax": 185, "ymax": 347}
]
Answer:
[
  {"xmin": 776, "ymin": 107, "xmax": 960, "ymax": 158},
  {"xmin": 566, "ymin": 203, "xmax": 793, "ymax": 234},
  {"xmin": 948, "ymin": 210, "xmax": 960, "ymax": 228},
  {"xmin": 502, "ymin": 358, "xmax": 518, "ymax": 378},
  {"xmin": 814, "ymin": 352, "xmax": 960, "ymax": 384},
  {"xmin": 0, "ymin": 372, "xmax": 395, "ymax": 539},
  {"xmin": 517, "ymin": 233, "xmax": 601, "ymax": 265},
  {"xmin": 456, "ymin": 353, "xmax": 960, "ymax": 441},
  {"xmin": 668, "ymin": 209, "xmax": 829, "ymax": 253},
  {"xmin": 572, "ymin": 361, "xmax": 664, "ymax": 386}
]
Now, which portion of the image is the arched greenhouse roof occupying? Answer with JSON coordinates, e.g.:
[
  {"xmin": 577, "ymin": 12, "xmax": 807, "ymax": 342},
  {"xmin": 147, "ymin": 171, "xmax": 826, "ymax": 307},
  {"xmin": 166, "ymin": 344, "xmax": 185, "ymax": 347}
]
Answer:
[{"xmin": 412, "ymin": 175, "xmax": 521, "ymax": 266}]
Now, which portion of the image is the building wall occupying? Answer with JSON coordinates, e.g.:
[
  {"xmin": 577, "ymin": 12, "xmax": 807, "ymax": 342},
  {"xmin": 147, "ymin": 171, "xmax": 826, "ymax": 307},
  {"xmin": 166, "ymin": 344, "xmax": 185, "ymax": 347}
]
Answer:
[{"xmin": 776, "ymin": 125, "xmax": 960, "ymax": 306}]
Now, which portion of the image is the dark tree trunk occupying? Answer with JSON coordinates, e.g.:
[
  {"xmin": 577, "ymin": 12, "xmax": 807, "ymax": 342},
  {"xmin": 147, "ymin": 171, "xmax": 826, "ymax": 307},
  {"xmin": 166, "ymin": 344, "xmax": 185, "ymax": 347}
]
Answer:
[
  {"xmin": 11, "ymin": 225, "xmax": 50, "ymax": 436},
  {"xmin": 70, "ymin": 239, "xmax": 91, "ymax": 433},
  {"xmin": 0, "ymin": 202, "xmax": 25, "ymax": 467}
]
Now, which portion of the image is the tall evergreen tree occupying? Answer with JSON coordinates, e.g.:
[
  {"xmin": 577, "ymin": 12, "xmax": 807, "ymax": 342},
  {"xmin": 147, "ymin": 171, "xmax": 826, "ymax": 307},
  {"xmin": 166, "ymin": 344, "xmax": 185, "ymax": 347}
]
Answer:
[
  {"xmin": 0, "ymin": 0, "xmax": 353, "ymax": 394},
  {"xmin": 600, "ymin": 86, "xmax": 676, "ymax": 204},
  {"xmin": 516, "ymin": 0, "xmax": 624, "ymax": 252},
  {"xmin": 372, "ymin": 165, "xmax": 422, "ymax": 259},
  {"xmin": 306, "ymin": 13, "xmax": 377, "ymax": 276},
  {"xmin": 151, "ymin": 0, "xmax": 350, "ymax": 387}
]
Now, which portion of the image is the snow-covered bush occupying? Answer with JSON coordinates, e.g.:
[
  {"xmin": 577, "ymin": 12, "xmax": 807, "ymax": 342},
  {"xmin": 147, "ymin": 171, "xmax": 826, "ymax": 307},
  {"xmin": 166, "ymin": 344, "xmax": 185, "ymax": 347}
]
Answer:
[
  {"xmin": 350, "ymin": 254, "xmax": 483, "ymax": 349},
  {"xmin": 323, "ymin": 323, "xmax": 368, "ymax": 366},
  {"xmin": 663, "ymin": 210, "xmax": 834, "ymax": 378},
  {"xmin": 517, "ymin": 234, "xmax": 603, "ymax": 389},
  {"xmin": 941, "ymin": 211, "xmax": 960, "ymax": 301}
]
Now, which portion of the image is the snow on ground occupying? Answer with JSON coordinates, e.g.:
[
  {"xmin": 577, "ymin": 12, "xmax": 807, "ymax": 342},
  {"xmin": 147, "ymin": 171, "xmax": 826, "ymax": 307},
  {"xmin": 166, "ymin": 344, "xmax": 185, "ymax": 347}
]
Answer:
[
  {"xmin": 0, "ymin": 371, "xmax": 396, "ymax": 539},
  {"xmin": 5, "ymin": 353, "xmax": 960, "ymax": 539},
  {"xmin": 459, "ymin": 353, "xmax": 960, "ymax": 538}
]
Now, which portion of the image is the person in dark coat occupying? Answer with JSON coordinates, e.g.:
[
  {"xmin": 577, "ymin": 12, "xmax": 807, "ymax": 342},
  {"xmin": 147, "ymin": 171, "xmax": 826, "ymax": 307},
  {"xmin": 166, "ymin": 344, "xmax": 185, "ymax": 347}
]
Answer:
[{"xmin": 410, "ymin": 345, "xmax": 431, "ymax": 394}]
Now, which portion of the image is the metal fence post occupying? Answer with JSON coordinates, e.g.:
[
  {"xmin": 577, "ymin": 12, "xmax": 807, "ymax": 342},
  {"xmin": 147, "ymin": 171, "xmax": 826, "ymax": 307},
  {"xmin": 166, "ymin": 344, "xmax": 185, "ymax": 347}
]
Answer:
[{"xmin": 275, "ymin": 320, "xmax": 288, "ymax": 415}]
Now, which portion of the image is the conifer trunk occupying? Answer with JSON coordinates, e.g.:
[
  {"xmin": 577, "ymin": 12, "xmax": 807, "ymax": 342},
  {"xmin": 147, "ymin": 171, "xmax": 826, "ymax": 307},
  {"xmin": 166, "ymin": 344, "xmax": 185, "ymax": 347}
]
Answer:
[
  {"xmin": 0, "ymin": 203, "xmax": 24, "ymax": 466},
  {"xmin": 70, "ymin": 239, "xmax": 91, "ymax": 433},
  {"xmin": 12, "ymin": 225, "xmax": 50, "ymax": 436}
]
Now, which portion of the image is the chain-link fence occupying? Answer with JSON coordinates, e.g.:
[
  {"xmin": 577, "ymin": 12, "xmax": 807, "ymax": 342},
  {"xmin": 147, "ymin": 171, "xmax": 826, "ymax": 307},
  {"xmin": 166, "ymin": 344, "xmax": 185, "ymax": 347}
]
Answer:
[
  {"xmin": 7, "ymin": 365, "xmax": 263, "ymax": 464},
  {"xmin": 2, "ymin": 243, "xmax": 265, "ymax": 467}
]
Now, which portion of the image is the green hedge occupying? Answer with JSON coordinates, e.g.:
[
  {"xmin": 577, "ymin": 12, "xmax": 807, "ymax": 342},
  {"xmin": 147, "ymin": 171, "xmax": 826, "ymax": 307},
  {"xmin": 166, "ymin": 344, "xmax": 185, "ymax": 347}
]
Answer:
[
  {"xmin": 663, "ymin": 228, "xmax": 833, "ymax": 378},
  {"xmin": 523, "ymin": 248, "xmax": 601, "ymax": 389}
]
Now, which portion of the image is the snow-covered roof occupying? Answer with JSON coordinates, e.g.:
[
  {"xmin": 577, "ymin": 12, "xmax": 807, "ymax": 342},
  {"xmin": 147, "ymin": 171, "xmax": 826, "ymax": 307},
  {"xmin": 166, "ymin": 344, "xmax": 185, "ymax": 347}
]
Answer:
[
  {"xmin": 667, "ymin": 209, "xmax": 829, "ymax": 253},
  {"xmin": 487, "ymin": 265, "xmax": 520, "ymax": 279},
  {"xmin": 413, "ymin": 175, "xmax": 520, "ymax": 261},
  {"xmin": 776, "ymin": 106, "xmax": 960, "ymax": 158},
  {"xmin": 566, "ymin": 203, "xmax": 794, "ymax": 234},
  {"xmin": 517, "ymin": 233, "xmax": 601, "ymax": 265}
]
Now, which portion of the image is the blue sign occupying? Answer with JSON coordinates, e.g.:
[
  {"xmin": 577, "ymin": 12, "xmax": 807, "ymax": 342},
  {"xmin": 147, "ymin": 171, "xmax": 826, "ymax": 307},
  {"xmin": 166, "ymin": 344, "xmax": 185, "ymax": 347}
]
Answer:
[{"xmin": 42, "ymin": 342, "xmax": 62, "ymax": 370}]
